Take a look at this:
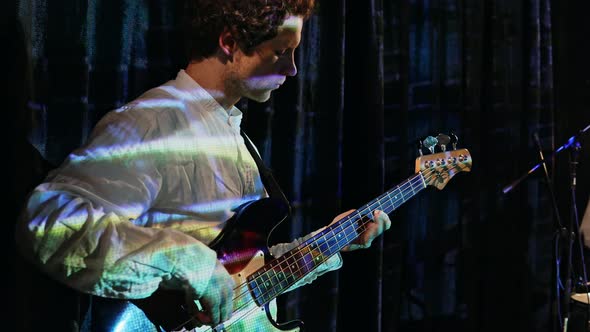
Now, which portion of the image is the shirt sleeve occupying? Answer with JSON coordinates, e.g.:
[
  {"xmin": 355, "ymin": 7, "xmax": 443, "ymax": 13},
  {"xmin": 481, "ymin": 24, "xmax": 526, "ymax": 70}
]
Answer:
[
  {"xmin": 15, "ymin": 109, "xmax": 218, "ymax": 300},
  {"xmin": 268, "ymin": 227, "xmax": 343, "ymax": 292}
]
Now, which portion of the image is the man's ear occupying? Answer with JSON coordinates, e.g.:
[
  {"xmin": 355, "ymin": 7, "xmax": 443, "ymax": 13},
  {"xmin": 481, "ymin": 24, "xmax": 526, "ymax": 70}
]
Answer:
[{"xmin": 219, "ymin": 29, "xmax": 237, "ymax": 56}]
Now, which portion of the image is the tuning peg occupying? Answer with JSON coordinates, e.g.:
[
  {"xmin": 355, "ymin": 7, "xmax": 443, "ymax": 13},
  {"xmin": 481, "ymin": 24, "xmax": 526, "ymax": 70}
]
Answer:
[
  {"xmin": 422, "ymin": 136, "xmax": 438, "ymax": 154},
  {"xmin": 449, "ymin": 132, "xmax": 458, "ymax": 150},
  {"xmin": 436, "ymin": 133, "xmax": 451, "ymax": 152},
  {"xmin": 416, "ymin": 138, "xmax": 424, "ymax": 156}
]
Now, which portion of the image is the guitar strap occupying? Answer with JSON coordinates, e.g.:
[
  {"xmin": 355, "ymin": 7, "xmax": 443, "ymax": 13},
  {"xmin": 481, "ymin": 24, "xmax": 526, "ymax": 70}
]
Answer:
[{"xmin": 240, "ymin": 130, "xmax": 291, "ymax": 216}]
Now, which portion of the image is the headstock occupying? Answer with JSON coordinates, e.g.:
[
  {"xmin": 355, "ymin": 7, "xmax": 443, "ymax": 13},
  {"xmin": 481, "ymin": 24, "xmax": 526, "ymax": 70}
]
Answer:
[{"xmin": 414, "ymin": 148, "xmax": 472, "ymax": 190}]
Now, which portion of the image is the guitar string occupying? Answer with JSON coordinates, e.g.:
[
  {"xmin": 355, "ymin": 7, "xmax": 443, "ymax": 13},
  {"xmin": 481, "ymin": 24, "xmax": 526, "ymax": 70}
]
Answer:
[
  {"xmin": 180, "ymin": 164, "xmax": 460, "ymax": 331},
  {"xmin": 182, "ymin": 166, "xmax": 442, "ymax": 332}
]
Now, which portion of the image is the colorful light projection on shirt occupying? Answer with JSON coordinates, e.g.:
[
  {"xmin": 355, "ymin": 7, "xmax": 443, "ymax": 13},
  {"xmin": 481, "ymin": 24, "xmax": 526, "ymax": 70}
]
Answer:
[
  {"xmin": 23, "ymin": 92, "xmax": 266, "ymax": 306},
  {"xmin": 70, "ymin": 130, "xmax": 244, "ymax": 165}
]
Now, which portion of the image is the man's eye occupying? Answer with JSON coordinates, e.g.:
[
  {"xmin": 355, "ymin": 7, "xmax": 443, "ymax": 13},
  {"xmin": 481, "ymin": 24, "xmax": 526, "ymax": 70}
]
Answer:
[{"xmin": 275, "ymin": 49, "xmax": 287, "ymax": 56}]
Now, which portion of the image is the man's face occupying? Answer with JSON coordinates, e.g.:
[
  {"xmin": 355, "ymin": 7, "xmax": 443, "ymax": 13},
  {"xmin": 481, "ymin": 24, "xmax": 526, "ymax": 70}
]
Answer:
[{"xmin": 225, "ymin": 15, "xmax": 303, "ymax": 103}]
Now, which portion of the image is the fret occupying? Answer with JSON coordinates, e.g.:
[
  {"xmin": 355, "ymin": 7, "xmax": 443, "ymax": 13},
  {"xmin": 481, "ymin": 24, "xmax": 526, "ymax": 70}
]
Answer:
[
  {"xmin": 264, "ymin": 283, "xmax": 277, "ymax": 300},
  {"xmin": 375, "ymin": 195, "xmax": 385, "ymax": 211},
  {"xmin": 342, "ymin": 222, "xmax": 356, "ymax": 244},
  {"xmin": 268, "ymin": 269, "xmax": 279, "ymax": 286},
  {"xmin": 265, "ymin": 270, "xmax": 283, "ymax": 302},
  {"xmin": 279, "ymin": 259, "xmax": 290, "ymax": 271},
  {"xmin": 386, "ymin": 189, "xmax": 398, "ymax": 212},
  {"xmin": 326, "ymin": 232, "xmax": 337, "ymax": 249},
  {"xmin": 286, "ymin": 271, "xmax": 297, "ymax": 285},
  {"xmin": 308, "ymin": 241, "xmax": 319, "ymax": 255},
  {"xmin": 394, "ymin": 192, "xmax": 403, "ymax": 209},
  {"xmin": 413, "ymin": 176, "xmax": 420, "ymax": 194},
  {"xmin": 324, "ymin": 230, "xmax": 348, "ymax": 256},
  {"xmin": 357, "ymin": 219, "xmax": 368, "ymax": 233},
  {"xmin": 261, "ymin": 276, "xmax": 272, "ymax": 292},
  {"xmin": 400, "ymin": 184, "xmax": 411, "ymax": 200},
  {"xmin": 291, "ymin": 251, "xmax": 306, "ymax": 276},
  {"xmin": 310, "ymin": 253, "xmax": 323, "ymax": 267},
  {"xmin": 286, "ymin": 255, "xmax": 299, "ymax": 277},
  {"xmin": 280, "ymin": 257, "xmax": 297, "ymax": 284},
  {"xmin": 335, "ymin": 231, "xmax": 348, "ymax": 250},
  {"xmin": 328, "ymin": 225, "xmax": 344, "ymax": 250},
  {"xmin": 308, "ymin": 241, "xmax": 319, "ymax": 254},
  {"xmin": 324, "ymin": 230, "xmax": 339, "ymax": 255},
  {"xmin": 319, "ymin": 241, "xmax": 331, "ymax": 257},
  {"xmin": 403, "ymin": 180, "xmax": 412, "ymax": 195},
  {"xmin": 293, "ymin": 248, "xmax": 304, "ymax": 263},
  {"xmin": 385, "ymin": 194, "xmax": 396, "ymax": 213},
  {"xmin": 275, "ymin": 268, "xmax": 285, "ymax": 282},
  {"xmin": 300, "ymin": 251, "xmax": 314, "ymax": 272},
  {"xmin": 334, "ymin": 221, "xmax": 346, "ymax": 234},
  {"xmin": 280, "ymin": 257, "xmax": 294, "ymax": 287},
  {"xmin": 252, "ymin": 279, "xmax": 269, "ymax": 305},
  {"xmin": 395, "ymin": 186, "xmax": 404, "ymax": 203},
  {"xmin": 418, "ymin": 172, "xmax": 427, "ymax": 188},
  {"xmin": 409, "ymin": 177, "xmax": 418, "ymax": 193},
  {"xmin": 271, "ymin": 259, "xmax": 291, "ymax": 293},
  {"xmin": 248, "ymin": 279, "xmax": 262, "ymax": 305},
  {"xmin": 277, "ymin": 274, "xmax": 289, "ymax": 290}
]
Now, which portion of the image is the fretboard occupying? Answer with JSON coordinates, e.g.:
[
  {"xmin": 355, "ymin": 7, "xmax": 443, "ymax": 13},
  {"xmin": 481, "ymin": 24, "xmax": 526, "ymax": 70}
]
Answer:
[{"xmin": 246, "ymin": 172, "xmax": 427, "ymax": 305}]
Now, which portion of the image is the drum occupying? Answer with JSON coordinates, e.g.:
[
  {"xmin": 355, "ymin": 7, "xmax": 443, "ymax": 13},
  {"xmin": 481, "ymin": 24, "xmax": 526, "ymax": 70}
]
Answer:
[
  {"xmin": 572, "ymin": 293, "xmax": 590, "ymax": 305},
  {"xmin": 570, "ymin": 292, "xmax": 590, "ymax": 332}
]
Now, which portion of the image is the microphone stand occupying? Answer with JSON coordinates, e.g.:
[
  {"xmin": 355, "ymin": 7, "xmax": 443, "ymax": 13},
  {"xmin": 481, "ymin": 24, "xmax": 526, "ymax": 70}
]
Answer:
[
  {"xmin": 565, "ymin": 135, "xmax": 585, "ymax": 332},
  {"xmin": 502, "ymin": 123, "xmax": 590, "ymax": 332}
]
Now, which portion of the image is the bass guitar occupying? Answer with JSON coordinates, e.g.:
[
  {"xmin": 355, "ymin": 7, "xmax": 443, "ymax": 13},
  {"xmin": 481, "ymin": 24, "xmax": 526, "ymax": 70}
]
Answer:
[{"xmin": 91, "ymin": 148, "xmax": 472, "ymax": 332}]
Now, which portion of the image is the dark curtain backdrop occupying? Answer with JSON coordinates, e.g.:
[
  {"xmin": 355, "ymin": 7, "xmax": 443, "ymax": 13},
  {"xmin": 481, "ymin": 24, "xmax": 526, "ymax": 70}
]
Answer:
[{"xmin": 6, "ymin": 0, "xmax": 590, "ymax": 332}]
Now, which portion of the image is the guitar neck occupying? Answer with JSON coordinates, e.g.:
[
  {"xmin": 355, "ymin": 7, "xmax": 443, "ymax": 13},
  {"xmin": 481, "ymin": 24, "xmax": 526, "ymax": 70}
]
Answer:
[{"xmin": 246, "ymin": 172, "xmax": 427, "ymax": 305}]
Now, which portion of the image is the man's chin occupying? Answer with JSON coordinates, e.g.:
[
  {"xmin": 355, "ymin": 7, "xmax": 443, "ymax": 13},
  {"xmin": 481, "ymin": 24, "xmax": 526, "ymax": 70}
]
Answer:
[{"xmin": 246, "ymin": 90, "xmax": 272, "ymax": 103}]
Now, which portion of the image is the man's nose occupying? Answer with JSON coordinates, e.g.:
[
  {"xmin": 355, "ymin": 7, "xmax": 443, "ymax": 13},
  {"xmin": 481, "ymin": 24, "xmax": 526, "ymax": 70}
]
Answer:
[{"xmin": 280, "ymin": 56, "xmax": 297, "ymax": 77}]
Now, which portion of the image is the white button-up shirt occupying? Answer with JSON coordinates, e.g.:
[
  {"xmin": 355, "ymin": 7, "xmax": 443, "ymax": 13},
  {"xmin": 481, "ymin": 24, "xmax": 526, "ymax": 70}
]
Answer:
[{"xmin": 17, "ymin": 70, "xmax": 341, "ymax": 300}]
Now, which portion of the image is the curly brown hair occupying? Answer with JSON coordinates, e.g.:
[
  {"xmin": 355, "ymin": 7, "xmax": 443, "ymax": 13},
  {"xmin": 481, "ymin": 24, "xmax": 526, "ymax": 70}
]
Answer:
[{"xmin": 183, "ymin": 0, "xmax": 315, "ymax": 61}]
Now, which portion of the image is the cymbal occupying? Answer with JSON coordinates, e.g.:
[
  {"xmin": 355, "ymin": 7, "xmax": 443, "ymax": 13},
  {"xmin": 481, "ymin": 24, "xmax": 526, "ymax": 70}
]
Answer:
[{"xmin": 571, "ymin": 292, "xmax": 590, "ymax": 304}]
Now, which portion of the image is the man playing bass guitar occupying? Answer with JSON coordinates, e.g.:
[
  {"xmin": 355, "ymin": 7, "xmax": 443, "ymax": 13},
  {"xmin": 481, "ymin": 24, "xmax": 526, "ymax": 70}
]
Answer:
[{"xmin": 15, "ymin": 1, "xmax": 391, "ymax": 330}]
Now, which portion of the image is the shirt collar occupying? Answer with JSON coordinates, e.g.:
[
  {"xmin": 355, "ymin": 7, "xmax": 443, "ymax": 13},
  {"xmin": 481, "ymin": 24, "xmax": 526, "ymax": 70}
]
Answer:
[{"xmin": 173, "ymin": 70, "xmax": 243, "ymax": 132}]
